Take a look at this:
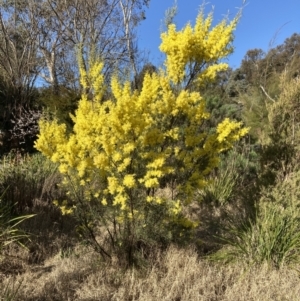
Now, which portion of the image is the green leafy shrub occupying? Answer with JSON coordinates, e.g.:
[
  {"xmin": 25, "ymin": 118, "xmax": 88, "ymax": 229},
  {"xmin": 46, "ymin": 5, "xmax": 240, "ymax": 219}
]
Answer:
[{"xmin": 199, "ymin": 142, "xmax": 259, "ymax": 205}]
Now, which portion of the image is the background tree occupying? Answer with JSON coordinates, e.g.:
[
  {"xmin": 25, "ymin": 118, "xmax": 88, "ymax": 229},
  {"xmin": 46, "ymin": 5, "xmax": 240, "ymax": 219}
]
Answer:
[
  {"xmin": 0, "ymin": 3, "xmax": 41, "ymax": 152},
  {"xmin": 0, "ymin": 0, "xmax": 150, "ymax": 93},
  {"xmin": 225, "ymin": 33, "xmax": 300, "ymax": 142},
  {"xmin": 0, "ymin": 0, "xmax": 149, "ymax": 152}
]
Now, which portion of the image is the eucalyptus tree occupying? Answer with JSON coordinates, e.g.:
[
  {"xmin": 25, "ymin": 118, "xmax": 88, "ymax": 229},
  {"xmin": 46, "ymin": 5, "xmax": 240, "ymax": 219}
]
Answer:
[
  {"xmin": 0, "ymin": 0, "xmax": 149, "ymax": 94},
  {"xmin": 0, "ymin": 0, "xmax": 149, "ymax": 151}
]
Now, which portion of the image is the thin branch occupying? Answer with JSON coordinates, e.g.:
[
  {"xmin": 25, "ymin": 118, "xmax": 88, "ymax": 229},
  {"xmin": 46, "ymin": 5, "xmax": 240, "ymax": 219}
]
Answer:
[{"xmin": 260, "ymin": 85, "xmax": 276, "ymax": 103}]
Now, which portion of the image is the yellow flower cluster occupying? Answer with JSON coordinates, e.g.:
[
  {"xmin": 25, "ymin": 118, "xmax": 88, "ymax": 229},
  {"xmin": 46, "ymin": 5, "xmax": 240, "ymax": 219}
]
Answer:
[
  {"xmin": 159, "ymin": 8, "xmax": 238, "ymax": 86},
  {"xmin": 35, "ymin": 8, "xmax": 247, "ymax": 219},
  {"xmin": 217, "ymin": 118, "xmax": 250, "ymax": 151},
  {"xmin": 78, "ymin": 49, "xmax": 105, "ymax": 102}
]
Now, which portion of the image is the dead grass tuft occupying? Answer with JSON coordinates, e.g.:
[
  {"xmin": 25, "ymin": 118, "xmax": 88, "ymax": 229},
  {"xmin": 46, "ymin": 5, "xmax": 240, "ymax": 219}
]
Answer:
[{"xmin": 2, "ymin": 245, "xmax": 300, "ymax": 301}]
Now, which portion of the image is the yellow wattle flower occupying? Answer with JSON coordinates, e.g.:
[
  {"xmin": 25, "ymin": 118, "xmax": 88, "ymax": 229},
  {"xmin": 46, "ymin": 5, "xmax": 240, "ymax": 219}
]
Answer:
[{"xmin": 35, "ymin": 7, "xmax": 246, "ymax": 221}]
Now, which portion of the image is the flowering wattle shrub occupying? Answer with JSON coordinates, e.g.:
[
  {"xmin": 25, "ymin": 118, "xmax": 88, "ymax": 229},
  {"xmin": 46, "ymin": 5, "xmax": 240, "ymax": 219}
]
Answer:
[{"xmin": 35, "ymin": 7, "xmax": 248, "ymax": 262}]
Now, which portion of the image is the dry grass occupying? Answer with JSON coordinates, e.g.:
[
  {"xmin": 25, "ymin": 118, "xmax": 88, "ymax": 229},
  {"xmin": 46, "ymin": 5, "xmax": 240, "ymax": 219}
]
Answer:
[
  {"xmin": 1, "ymin": 245, "xmax": 300, "ymax": 301},
  {"xmin": 1, "ymin": 153, "xmax": 299, "ymax": 300}
]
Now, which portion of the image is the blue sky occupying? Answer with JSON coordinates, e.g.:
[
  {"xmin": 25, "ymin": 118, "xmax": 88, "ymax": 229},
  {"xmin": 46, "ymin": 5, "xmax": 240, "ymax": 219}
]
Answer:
[{"xmin": 137, "ymin": 0, "xmax": 300, "ymax": 69}]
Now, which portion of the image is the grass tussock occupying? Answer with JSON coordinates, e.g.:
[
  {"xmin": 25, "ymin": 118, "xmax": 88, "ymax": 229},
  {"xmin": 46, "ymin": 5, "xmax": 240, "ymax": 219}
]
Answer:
[
  {"xmin": 1, "ymin": 246, "xmax": 300, "ymax": 301},
  {"xmin": 210, "ymin": 170, "xmax": 300, "ymax": 268},
  {"xmin": 0, "ymin": 153, "xmax": 60, "ymax": 213}
]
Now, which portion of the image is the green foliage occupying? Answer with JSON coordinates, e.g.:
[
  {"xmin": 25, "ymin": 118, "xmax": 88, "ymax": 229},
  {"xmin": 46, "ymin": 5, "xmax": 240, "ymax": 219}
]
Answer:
[
  {"xmin": 205, "ymin": 95, "xmax": 243, "ymax": 130},
  {"xmin": 239, "ymin": 87, "xmax": 270, "ymax": 142},
  {"xmin": 199, "ymin": 143, "xmax": 259, "ymax": 206},
  {"xmin": 211, "ymin": 60, "xmax": 300, "ymax": 268},
  {"xmin": 240, "ymin": 48, "xmax": 267, "ymax": 87},
  {"xmin": 0, "ymin": 197, "xmax": 28, "ymax": 298},
  {"xmin": 0, "ymin": 153, "xmax": 58, "ymax": 212},
  {"xmin": 198, "ymin": 159, "xmax": 238, "ymax": 206},
  {"xmin": 232, "ymin": 36, "xmax": 300, "ymax": 143},
  {"xmin": 259, "ymin": 73, "xmax": 300, "ymax": 186},
  {"xmin": 239, "ymin": 34, "xmax": 300, "ymax": 90},
  {"xmin": 212, "ymin": 170, "xmax": 300, "ymax": 268},
  {"xmin": 0, "ymin": 198, "xmax": 34, "ymax": 255},
  {"xmin": 37, "ymin": 87, "xmax": 81, "ymax": 132},
  {"xmin": 265, "ymin": 33, "xmax": 300, "ymax": 79},
  {"xmin": 194, "ymin": 143, "xmax": 260, "ymax": 255}
]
